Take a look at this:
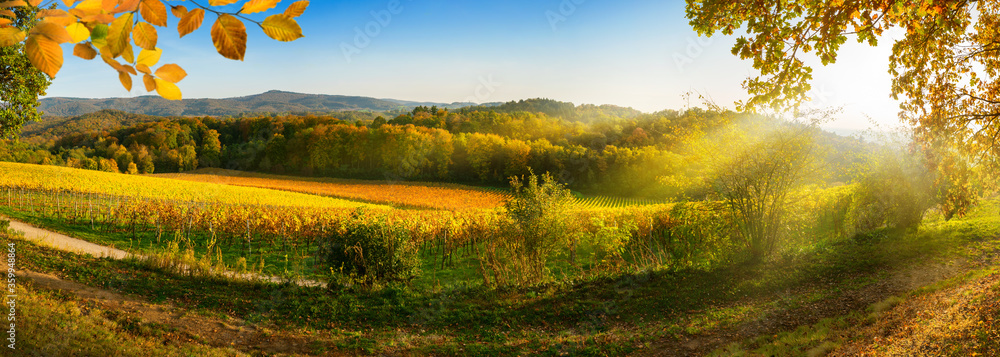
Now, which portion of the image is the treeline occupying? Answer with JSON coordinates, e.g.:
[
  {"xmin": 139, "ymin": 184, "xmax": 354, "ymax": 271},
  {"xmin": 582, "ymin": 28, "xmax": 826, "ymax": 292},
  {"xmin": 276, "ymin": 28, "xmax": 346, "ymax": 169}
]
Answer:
[{"xmin": 0, "ymin": 104, "xmax": 865, "ymax": 197}]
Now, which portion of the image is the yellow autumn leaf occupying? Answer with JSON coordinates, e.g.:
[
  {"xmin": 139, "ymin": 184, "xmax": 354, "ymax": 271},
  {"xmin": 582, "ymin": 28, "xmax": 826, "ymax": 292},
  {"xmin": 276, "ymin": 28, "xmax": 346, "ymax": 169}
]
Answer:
[
  {"xmin": 136, "ymin": 46, "xmax": 161, "ymax": 67},
  {"xmin": 65, "ymin": 22, "xmax": 90, "ymax": 43},
  {"xmin": 143, "ymin": 73, "xmax": 156, "ymax": 91},
  {"xmin": 154, "ymin": 78, "xmax": 181, "ymax": 100},
  {"xmin": 261, "ymin": 14, "xmax": 303, "ymax": 42},
  {"xmin": 111, "ymin": 0, "xmax": 140, "ymax": 14},
  {"xmin": 107, "ymin": 12, "xmax": 133, "ymax": 57},
  {"xmin": 73, "ymin": 41, "xmax": 97, "ymax": 59},
  {"xmin": 140, "ymin": 0, "xmax": 167, "ymax": 27},
  {"xmin": 241, "ymin": 0, "xmax": 279, "ymax": 14},
  {"xmin": 29, "ymin": 21, "xmax": 72, "ymax": 43},
  {"xmin": 178, "ymin": 8, "xmax": 203, "ymax": 38},
  {"xmin": 73, "ymin": 0, "xmax": 102, "ymax": 12},
  {"xmin": 208, "ymin": 0, "xmax": 238, "ymax": 5},
  {"xmin": 155, "ymin": 63, "xmax": 186, "ymax": 83},
  {"xmin": 121, "ymin": 41, "xmax": 134, "ymax": 63},
  {"xmin": 284, "ymin": 0, "xmax": 308, "ymax": 18},
  {"xmin": 0, "ymin": 27, "xmax": 24, "ymax": 46},
  {"xmin": 101, "ymin": 0, "xmax": 115, "ymax": 11},
  {"xmin": 136, "ymin": 63, "xmax": 150, "ymax": 74},
  {"xmin": 25, "ymin": 34, "xmax": 62, "ymax": 77},
  {"xmin": 0, "ymin": 1, "xmax": 28, "ymax": 9},
  {"xmin": 211, "ymin": 14, "xmax": 246, "ymax": 60},
  {"xmin": 61, "ymin": 0, "xmax": 76, "ymax": 6},
  {"xmin": 170, "ymin": 5, "xmax": 187, "ymax": 18},
  {"xmin": 118, "ymin": 70, "xmax": 132, "ymax": 91},
  {"xmin": 133, "ymin": 21, "xmax": 157, "ymax": 49},
  {"xmin": 26, "ymin": 0, "xmax": 39, "ymax": 6}
]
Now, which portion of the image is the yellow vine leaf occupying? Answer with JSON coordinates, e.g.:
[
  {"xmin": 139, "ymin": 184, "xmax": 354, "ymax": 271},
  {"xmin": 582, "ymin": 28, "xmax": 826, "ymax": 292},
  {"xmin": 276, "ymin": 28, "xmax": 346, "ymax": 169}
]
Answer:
[
  {"xmin": 140, "ymin": 0, "xmax": 167, "ymax": 27},
  {"xmin": 211, "ymin": 14, "xmax": 246, "ymax": 61},
  {"xmin": 154, "ymin": 78, "xmax": 181, "ymax": 100},
  {"xmin": 155, "ymin": 63, "xmax": 186, "ymax": 83},
  {"xmin": 261, "ymin": 14, "xmax": 302, "ymax": 42},
  {"xmin": 29, "ymin": 21, "xmax": 72, "ymax": 43},
  {"xmin": 118, "ymin": 70, "xmax": 132, "ymax": 91},
  {"xmin": 143, "ymin": 73, "xmax": 156, "ymax": 91},
  {"xmin": 25, "ymin": 34, "xmax": 62, "ymax": 77},
  {"xmin": 65, "ymin": 22, "xmax": 90, "ymax": 43},
  {"xmin": 284, "ymin": 0, "xmax": 308, "ymax": 18},
  {"xmin": 241, "ymin": 0, "xmax": 279, "ymax": 14},
  {"xmin": 178, "ymin": 8, "xmax": 203, "ymax": 38},
  {"xmin": 170, "ymin": 4, "xmax": 186, "ymax": 18},
  {"xmin": 72, "ymin": 41, "xmax": 97, "ymax": 59},
  {"xmin": 208, "ymin": 0, "xmax": 238, "ymax": 5},
  {"xmin": 133, "ymin": 21, "xmax": 157, "ymax": 49},
  {"xmin": 136, "ymin": 46, "xmax": 161, "ymax": 67},
  {"xmin": 0, "ymin": 27, "xmax": 24, "ymax": 46},
  {"xmin": 107, "ymin": 12, "xmax": 133, "ymax": 57}
]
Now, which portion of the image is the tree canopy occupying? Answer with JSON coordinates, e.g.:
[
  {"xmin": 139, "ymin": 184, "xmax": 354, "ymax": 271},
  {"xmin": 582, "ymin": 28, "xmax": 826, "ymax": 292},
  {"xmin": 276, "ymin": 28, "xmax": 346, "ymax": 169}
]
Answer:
[
  {"xmin": 685, "ymin": 0, "xmax": 1000, "ymax": 174},
  {"xmin": 0, "ymin": 4, "xmax": 50, "ymax": 139}
]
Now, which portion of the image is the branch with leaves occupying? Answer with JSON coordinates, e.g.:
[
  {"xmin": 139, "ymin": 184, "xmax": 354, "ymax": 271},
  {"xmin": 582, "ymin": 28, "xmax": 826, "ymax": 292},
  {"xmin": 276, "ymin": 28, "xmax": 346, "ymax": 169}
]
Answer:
[{"xmin": 0, "ymin": 0, "xmax": 307, "ymax": 100}]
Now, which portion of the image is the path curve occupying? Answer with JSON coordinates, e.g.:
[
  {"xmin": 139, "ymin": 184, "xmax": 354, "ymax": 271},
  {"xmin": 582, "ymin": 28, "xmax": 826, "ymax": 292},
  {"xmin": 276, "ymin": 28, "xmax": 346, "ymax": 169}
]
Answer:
[{"xmin": 2, "ymin": 216, "xmax": 324, "ymax": 287}]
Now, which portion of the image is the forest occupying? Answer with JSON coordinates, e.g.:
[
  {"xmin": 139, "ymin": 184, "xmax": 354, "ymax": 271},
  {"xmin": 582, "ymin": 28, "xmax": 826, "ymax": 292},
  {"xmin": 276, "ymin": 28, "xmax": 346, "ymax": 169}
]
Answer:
[{"xmin": 0, "ymin": 99, "xmax": 867, "ymax": 198}]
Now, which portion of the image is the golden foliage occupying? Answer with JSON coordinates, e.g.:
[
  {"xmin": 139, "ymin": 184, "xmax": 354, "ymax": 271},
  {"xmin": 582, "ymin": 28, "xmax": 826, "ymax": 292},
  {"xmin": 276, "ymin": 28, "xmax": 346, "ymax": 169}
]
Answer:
[{"xmin": 0, "ymin": 0, "xmax": 306, "ymax": 99}]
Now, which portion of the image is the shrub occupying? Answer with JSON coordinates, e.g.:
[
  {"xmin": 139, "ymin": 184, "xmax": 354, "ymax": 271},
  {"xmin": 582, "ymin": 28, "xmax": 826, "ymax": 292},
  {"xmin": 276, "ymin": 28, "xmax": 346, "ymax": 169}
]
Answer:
[
  {"xmin": 479, "ymin": 171, "xmax": 576, "ymax": 287},
  {"xmin": 319, "ymin": 210, "xmax": 420, "ymax": 288},
  {"xmin": 848, "ymin": 142, "xmax": 935, "ymax": 235}
]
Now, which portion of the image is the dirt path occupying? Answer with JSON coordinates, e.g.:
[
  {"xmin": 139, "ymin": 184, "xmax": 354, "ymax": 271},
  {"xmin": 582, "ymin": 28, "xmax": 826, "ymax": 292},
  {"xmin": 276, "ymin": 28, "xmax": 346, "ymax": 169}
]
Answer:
[
  {"xmin": 5, "ymin": 218, "xmax": 131, "ymax": 259},
  {"xmin": 2, "ymin": 216, "xmax": 325, "ymax": 287}
]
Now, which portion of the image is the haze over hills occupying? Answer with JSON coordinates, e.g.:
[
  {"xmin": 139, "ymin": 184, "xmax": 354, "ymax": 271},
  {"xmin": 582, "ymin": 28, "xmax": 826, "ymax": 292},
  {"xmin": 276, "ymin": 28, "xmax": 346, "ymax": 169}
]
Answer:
[{"xmin": 38, "ymin": 90, "xmax": 478, "ymax": 117}]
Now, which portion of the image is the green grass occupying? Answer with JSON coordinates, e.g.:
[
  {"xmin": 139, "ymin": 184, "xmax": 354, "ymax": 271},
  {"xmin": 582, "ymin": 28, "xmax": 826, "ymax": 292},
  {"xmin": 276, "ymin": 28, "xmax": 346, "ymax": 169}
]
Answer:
[{"xmin": 6, "ymin": 199, "xmax": 999, "ymax": 355}]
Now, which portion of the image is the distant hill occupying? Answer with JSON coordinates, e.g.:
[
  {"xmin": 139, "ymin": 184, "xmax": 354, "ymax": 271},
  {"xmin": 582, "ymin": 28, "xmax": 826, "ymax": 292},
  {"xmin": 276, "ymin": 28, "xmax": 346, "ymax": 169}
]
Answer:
[
  {"xmin": 21, "ymin": 109, "xmax": 164, "ymax": 140},
  {"xmin": 37, "ymin": 90, "xmax": 468, "ymax": 117}
]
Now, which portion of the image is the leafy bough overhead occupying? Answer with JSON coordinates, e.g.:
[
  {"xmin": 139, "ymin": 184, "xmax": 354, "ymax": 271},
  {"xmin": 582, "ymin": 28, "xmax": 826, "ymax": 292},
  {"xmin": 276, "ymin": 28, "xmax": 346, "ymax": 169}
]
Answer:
[
  {"xmin": 686, "ymin": 0, "xmax": 1000, "ymax": 215},
  {"xmin": 0, "ymin": 0, "xmax": 307, "ymax": 100}
]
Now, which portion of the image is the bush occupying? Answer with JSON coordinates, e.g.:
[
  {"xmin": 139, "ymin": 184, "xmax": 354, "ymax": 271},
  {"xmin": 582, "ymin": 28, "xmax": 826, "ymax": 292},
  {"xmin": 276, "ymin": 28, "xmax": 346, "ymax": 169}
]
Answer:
[
  {"xmin": 479, "ymin": 171, "xmax": 576, "ymax": 287},
  {"xmin": 319, "ymin": 210, "xmax": 420, "ymax": 288},
  {"xmin": 848, "ymin": 143, "xmax": 934, "ymax": 235}
]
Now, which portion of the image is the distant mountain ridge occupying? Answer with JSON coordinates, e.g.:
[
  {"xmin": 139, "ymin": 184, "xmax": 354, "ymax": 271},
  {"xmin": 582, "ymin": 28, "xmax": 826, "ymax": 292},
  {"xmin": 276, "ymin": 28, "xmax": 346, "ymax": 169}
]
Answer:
[{"xmin": 38, "ymin": 90, "xmax": 474, "ymax": 117}]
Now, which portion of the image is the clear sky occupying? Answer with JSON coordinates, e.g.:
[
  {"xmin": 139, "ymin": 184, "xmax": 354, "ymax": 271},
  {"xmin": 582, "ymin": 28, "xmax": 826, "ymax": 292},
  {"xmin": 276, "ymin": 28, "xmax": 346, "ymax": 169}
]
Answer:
[{"xmin": 43, "ymin": 0, "xmax": 904, "ymax": 130}]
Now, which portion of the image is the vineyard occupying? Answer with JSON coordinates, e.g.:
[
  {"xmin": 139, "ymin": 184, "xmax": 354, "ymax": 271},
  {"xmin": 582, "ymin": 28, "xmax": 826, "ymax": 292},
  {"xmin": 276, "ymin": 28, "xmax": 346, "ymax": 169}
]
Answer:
[
  {"xmin": 154, "ymin": 168, "xmax": 507, "ymax": 210},
  {"xmin": 154, "ymin": 168, "xmax": 674, "ymax": 212},
  {"xmin": 0, "ymin": 163, "xmax": 762, "ymax": 286}
]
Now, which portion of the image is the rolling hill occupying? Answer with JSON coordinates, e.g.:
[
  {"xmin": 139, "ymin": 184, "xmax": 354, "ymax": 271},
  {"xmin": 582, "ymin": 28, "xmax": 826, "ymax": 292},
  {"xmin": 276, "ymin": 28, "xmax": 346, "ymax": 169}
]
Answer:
[{"xmin": 37, "ymin": 90, "xmax": 472, "ymax": 117}]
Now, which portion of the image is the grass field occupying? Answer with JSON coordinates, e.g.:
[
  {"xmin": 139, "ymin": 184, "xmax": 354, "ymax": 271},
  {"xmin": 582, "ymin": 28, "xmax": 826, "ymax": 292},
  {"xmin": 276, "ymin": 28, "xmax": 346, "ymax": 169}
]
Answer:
[{"xmin": 7, "ymin": 199, "xmax": 999, "ymax": 355}]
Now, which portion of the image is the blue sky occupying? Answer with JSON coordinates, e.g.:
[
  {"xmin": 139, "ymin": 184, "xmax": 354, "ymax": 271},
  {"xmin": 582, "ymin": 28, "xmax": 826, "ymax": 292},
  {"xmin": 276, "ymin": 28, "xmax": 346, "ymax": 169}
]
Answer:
[{"xmin": 44, "ymin": 0, "xmax": 902, "ymax": 130}]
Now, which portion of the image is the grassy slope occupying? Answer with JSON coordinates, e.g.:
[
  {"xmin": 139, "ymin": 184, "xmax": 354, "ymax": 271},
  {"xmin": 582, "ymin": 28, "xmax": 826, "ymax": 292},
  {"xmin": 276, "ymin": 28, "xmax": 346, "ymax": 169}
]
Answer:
[{"xmin": 5, "ymin": 199, "xmax": 999, "ymax": 356}]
